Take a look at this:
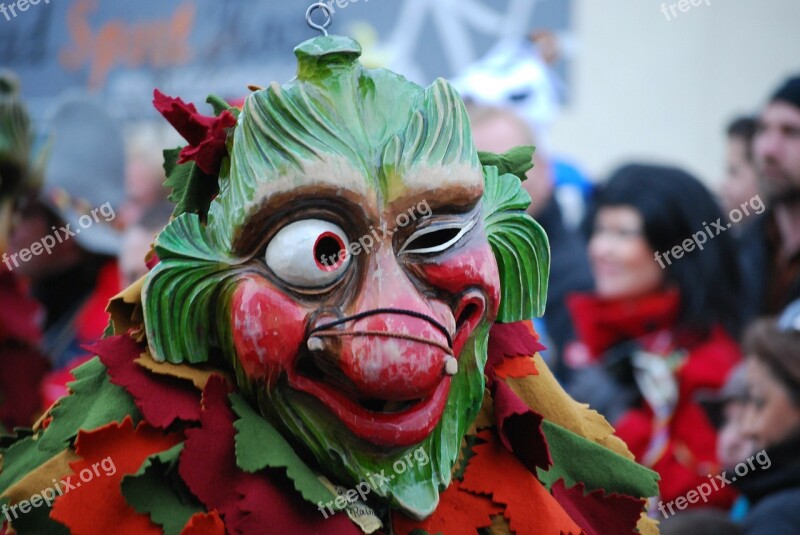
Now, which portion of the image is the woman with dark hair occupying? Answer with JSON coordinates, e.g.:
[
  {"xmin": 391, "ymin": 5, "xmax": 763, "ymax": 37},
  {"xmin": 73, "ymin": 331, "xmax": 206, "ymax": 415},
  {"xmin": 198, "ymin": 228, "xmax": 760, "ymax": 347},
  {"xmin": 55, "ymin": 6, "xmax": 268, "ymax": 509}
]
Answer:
[
  {"xmin": 736, "ymin": 301, "xmax": 800, "ymax": 534},
  {"xmin": 566, "ymin": 163, "xmax": 742, "ymax": 511}
]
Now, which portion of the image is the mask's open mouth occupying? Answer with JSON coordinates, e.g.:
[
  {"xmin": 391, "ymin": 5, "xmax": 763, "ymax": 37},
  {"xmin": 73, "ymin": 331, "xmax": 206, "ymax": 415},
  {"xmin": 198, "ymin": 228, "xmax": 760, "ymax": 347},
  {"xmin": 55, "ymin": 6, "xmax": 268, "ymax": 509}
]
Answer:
[
  {"xmin": 287, "ymin": 302, "xmax": 485, "ymax": 447},
  {"xmin": 357, "ymin": 398, "xmax": 421, "ymax": 413},
  {"xmin": 289, "ymin": 347, "xmax": 451, "ymax": 446}
]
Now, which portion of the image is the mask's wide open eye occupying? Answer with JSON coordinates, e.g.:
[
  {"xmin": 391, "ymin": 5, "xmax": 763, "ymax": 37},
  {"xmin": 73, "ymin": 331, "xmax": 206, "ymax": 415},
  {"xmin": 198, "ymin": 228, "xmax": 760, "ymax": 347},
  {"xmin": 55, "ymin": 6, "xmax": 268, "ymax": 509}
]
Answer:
[{"xmin": 265, "ymin": 219, "xmax": 350, "ymax": 288}]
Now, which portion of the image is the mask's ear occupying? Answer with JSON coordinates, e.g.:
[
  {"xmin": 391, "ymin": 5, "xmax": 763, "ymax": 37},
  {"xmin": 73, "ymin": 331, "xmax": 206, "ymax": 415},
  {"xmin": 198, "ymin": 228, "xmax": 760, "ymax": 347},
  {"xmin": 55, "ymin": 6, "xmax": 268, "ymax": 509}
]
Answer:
[
  {"xmin": 480, "ymin": 146, "xmax": 550, "ymax": 322},
  {"xmin": 142, "ymin": 213, "xmax": 244, "ymax": 365}
]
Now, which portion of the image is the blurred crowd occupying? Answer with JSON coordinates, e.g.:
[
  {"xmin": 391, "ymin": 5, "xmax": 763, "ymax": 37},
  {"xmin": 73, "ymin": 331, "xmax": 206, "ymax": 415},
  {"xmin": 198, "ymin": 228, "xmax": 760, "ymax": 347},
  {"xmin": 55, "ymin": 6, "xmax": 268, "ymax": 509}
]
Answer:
[
  {"xmin": 462, "ymin": 63, "xmax": 800, "ymax": 533},
  {"xmin": 1, "ymin": 30, "xmax": 800, "ymax": 534}
]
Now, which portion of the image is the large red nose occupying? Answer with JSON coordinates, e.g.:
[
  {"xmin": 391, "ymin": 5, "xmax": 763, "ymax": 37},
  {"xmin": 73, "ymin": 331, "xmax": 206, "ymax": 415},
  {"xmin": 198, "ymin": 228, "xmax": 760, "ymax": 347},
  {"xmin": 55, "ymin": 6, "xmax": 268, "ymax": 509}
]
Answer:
[
  {"xmin": 330, "ymin": 312, "xmax": 452, "ymax": 401},
  {"xmin": 323, "ymin": 246, "xmax": 455, "ymax": 401}
]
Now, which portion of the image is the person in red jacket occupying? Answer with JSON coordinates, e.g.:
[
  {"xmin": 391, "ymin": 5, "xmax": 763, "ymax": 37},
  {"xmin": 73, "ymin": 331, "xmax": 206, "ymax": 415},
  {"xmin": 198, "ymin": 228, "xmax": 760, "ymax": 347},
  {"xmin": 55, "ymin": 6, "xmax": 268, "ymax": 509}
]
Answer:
[
  {"xmin": 7, "ymin": 93, "xmax": 124, "ymax": 409},
  {"xmin": 566, "ymin": 163, "xmax": 743, "ymax": 511}
]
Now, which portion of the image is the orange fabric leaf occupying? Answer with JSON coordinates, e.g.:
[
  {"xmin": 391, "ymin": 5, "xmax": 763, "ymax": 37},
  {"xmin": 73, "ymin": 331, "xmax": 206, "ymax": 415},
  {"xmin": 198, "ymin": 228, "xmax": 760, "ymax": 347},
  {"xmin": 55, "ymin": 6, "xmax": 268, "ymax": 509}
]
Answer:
[
  {"xmin": 391, "ymin": 480, "xmax": 502, "ymax": 535},
  {"xmin": 50, "ymin": 416, "xmax": 182, "ymax": 535},
  {"xmin": 179, "ymin": 511, "xmax": 226, "ymax": 535},
  {"xmin": 494, "ymin": 355, "xmax": 539, "ymax": 380},
  {"xmin": 486, "ymin": 322, "xmax": 545, "ymax": 387},
  {"xmin": 460, "ymin": 431, "xmax": 582, "ymax": 535}
]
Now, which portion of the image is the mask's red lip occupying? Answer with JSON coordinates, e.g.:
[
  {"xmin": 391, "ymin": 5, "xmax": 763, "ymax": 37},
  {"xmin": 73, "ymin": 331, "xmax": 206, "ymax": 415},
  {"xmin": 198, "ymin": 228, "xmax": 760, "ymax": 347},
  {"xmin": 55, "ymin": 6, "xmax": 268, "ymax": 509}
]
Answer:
[{"xmin": 288, "ymin": 373, "xmax": 451, "ymax": 447}]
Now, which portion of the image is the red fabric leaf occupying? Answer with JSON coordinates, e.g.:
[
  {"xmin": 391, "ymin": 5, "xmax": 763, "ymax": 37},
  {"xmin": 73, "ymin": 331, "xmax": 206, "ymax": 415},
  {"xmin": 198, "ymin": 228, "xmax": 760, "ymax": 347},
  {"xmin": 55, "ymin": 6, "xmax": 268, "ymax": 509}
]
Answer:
[
  {"xmin": 391, "ymin": 480, "xmax": 502, "ymax": 535},
  {"xmin": 486, "ymin": 322, "xmax": 546, "ymax": 387},
  {"xmin": 50, "ymin": 416, "xmax": 182, "ymax": 534},
  {"xmin": 550, "ymin": 480, "xmax": 645, "ymax": 535},
  {"xmin": 153, "ymin": 89, "xmax": 236, "ymax": 175},
  {"xmin": 86, "ymin": 336, "xmax": 202, "ymax": 429},
  {"xmin": 494, "ymin": 380, "xmax": 552, "ymax": 473},
  {"xmin": 233, "ymin": 473, "xmax": 360, "ymax": 535},
  {"xmin": 145, "ymin": 251, "xmax": 160, "ymax": 271},
  {"xmin": 152, "ymin": 90, "xmax": 210, "ymax": 146},
  {"xmin": 179, "ymin": 511, "xmax": 225, "ymax": 535},
  {"xmin": 177, "ymin": 375, "xmax": 239, "ymax": 523},
  {"xmin": 460, "ymin": 431, "xmax": 582, "ymax": 535},
  {"xmin": 178, "ymin": 376, "xmax": 356, "ymax": 534}
]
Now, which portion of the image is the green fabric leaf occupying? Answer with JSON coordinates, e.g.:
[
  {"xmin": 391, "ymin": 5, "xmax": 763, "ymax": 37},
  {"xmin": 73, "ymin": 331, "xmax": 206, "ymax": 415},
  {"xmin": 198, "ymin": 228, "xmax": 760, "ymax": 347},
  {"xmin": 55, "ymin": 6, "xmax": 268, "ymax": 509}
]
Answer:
[
  {"xmin": 38, "ymin": 358, "xmax": 140, "ymax": 455},
  {"xmin": 121, "ymin": 443, "xmax": 202, "ymax": 535},
  {"xmin": 0, "ymin": 438, "xmax": 56, "ymax": 497},
  {"xmin": 163, "ymin": 149, "xmax": 191, "ymax": 216},
  {"xmin": 482, "ymin": 167, "xmax": 550, "ymax": 321},
  {"xmin": 0, "ymin": 496, "xmax": 69, "ymax": 535},
  {"xmin": 229, "ymin": 393, "xmax": 338, "ymax": 507},
  {"xmin": 163, "ymin": 146, "xmax": 181, "ymax": 178},
  {"xmin": 0, "ymin": 358, "xmax": 139, "ymax": 492},
  {"xmin": 163, "ymin": 154, "xmax": 216, "ymax": 220},
  {"xmin": 478, "ymin": 146, "xmax": 535, "ymax": 182},
  {"xmin": 536, "ymin": 420, "xmax": 660, "ymax": 499}
]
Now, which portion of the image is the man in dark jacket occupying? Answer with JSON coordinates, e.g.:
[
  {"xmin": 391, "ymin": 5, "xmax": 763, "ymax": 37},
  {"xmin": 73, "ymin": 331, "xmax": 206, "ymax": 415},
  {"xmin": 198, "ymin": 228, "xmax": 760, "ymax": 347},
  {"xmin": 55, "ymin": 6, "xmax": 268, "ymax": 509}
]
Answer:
[{"xmin": 739, "ymin": 76, "xmax": 800, "ymax": 325}]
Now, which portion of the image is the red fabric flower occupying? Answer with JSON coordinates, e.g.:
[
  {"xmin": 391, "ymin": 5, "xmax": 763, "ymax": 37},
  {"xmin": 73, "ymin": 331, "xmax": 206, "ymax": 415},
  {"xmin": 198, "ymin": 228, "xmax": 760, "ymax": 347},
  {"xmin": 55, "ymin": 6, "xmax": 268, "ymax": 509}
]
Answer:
[{"xmin": 153, "ymin": 89, "xmax": 237, "ymax": 175}]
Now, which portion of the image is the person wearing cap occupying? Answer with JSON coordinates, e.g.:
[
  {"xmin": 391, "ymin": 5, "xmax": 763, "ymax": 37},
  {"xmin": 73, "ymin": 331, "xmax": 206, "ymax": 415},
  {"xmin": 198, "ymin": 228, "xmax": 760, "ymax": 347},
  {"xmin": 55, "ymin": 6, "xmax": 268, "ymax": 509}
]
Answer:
[
  {"xmin": 8, "ymin": 92, "xmax": 124, "ymax": 407},
  {"xmin": 738, "ymin": 76, "xmax": 800, "ymax": 324},
  {"xmin": 736, "ymin": 300, "xmax": 800, "ymax": 534},
  {"xmin": 0, "ymin": 72, "xmax": 50, "ymax": 430}
]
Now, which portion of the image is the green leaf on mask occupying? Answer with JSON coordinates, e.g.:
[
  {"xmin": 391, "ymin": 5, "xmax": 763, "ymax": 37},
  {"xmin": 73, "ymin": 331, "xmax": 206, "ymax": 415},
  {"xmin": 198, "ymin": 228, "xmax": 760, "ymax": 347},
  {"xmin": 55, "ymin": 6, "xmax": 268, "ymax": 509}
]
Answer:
[
  {"xmin": 121, "ymin": 443, "xmax": 203, "ymax": 535},
  {"xmin": 229, "ymin": 393, "xmax": 339, "ymax": 508},
  {"xmin": 482, "ymin": 166, "xmax": 550, "ymax": 321},
  {"xmin": 536, "ymin": 420, "xmax": 660, "ymax": 498},
  {"xmin": 478, "ymin": 146, "xmax": 535, "ymax": 183},
  {"xmin": 206, "ymin": 94, "xmax": 239, "ymax": 120},
  {"xmin": 162, "ymin": 149, "xmax": 217, "ymax": 220}
]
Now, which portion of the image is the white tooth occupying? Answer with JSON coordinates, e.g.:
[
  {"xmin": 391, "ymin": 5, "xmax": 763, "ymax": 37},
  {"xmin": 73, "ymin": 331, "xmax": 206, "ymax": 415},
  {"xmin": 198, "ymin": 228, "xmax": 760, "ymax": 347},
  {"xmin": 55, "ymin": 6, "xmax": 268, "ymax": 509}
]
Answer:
[
  {"xmin": 444, "ymin": 357, "xmax": 458, "ymax": 376},
  {"xmin": 307, "ymin": 337, "xmax": 325, "ymax": 352}
]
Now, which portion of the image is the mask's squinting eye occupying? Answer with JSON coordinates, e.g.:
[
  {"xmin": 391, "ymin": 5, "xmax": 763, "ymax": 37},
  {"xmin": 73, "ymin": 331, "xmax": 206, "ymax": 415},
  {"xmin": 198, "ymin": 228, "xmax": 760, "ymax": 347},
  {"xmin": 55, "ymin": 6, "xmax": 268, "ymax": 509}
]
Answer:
[
  {"xmin": 398, "ymin": 218, "xmax": 477, "ymax": 256},
  {"xmin": 265, "ymin": 219, "xmax": 350, "ymax": 288}
]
